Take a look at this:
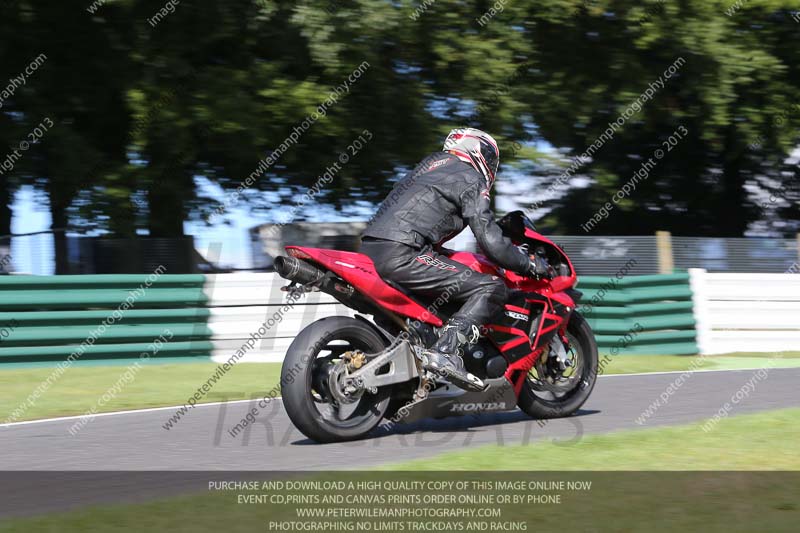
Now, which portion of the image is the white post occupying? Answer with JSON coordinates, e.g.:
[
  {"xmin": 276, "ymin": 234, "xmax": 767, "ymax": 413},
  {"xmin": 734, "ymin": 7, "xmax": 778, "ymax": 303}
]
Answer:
[{"xmin": 688, "ymin": 268, "xmax": 710, "ymax": 355}]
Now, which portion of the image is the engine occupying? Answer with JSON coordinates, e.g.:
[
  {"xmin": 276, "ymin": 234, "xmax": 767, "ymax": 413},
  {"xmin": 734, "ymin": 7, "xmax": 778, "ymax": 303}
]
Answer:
[{"xmin": 463, "ymin": 341, "xmax": 507, "ymax": 380}]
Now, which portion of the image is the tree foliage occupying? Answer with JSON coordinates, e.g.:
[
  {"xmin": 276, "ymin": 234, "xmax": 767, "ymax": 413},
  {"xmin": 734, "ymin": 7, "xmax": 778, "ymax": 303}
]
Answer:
[{"xmin": 0, "ymin": 0, "xmax": 798, "ymax": 254}]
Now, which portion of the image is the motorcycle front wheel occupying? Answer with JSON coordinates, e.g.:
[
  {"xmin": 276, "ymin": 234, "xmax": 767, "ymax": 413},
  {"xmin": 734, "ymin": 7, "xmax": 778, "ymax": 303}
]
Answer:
[
  {"xmin": 281, "ymin": 316, "xmax": 392, "ymax": 443},
  {"xmin": 517, "ymin": 311, "xmax": 599, "ymax": 419}
]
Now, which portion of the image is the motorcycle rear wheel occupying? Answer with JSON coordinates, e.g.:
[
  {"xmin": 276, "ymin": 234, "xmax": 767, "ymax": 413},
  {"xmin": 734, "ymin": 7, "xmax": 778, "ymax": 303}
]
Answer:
[{"xmin": 281, "ymin": 316, "xmax": 392, "ymax": 443}]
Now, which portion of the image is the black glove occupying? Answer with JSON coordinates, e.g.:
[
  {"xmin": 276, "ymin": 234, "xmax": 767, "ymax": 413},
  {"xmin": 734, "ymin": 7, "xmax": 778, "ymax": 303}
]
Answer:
[{"xmin": 527, "ymin": 254, "xmax": 551, "ymax": 279}]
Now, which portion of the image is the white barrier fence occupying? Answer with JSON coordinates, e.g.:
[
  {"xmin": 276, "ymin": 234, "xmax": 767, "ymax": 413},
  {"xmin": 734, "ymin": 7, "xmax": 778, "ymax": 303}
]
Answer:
[
  {"xmin": 690, "ymin": 269, "xmax": 800, "ymax": 355},
  {"xmin": 205, "ymin": 273, "xmax": 354, "ymax": 363}
]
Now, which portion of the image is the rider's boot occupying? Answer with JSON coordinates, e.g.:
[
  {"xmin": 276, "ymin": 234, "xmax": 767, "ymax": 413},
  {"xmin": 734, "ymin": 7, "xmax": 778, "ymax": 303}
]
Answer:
[{"xmin": 421, "ymin": 317, "xmax": 487, "ymax": 392}]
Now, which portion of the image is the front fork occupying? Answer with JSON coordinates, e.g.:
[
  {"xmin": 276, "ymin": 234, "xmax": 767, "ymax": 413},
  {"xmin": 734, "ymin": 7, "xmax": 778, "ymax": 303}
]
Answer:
[{"xmin": 506, "ymin": 302, "xmax": 573, "ymax": 396}]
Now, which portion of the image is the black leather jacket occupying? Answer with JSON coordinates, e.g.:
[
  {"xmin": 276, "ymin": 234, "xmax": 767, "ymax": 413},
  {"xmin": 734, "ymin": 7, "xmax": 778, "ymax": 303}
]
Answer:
[{"xmin": 362, "ymin": 152, "xmax": 529, "ymax": 274}]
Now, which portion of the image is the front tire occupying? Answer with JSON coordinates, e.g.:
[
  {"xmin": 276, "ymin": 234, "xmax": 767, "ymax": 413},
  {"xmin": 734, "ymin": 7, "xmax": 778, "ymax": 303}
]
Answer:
[
  {"xmin": 517, "ymin": 311, "xmax": 598, "ymax": 419},
  {"xmin": 281, "ymin": 316, "xmax": 391, "ymax": 443}
]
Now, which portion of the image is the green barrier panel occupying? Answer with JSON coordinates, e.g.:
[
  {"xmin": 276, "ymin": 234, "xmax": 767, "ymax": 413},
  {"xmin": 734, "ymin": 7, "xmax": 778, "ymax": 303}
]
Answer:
[
  {"xmin": 580, "ymin": 301, "xmax": 694, "ymax": 319},
  {"xmin": 596, "ymin": 330, "xmax": 697, "ymax": 345},
  {"xmin": 598, "ymin": 342, "xmax": 699, "ymax": 356},
  {"xmin": 0, "ymin": 308, "xmax": 211, "ymax": 326},
  {"xmin": 0, "ymin": 274, "xmax": 205, "ymax": 287},
  {"xmin": 577, "ymin": 271, "xmax": 698, "ymax": 355},
  {"xmin": 621, "ymin": 272, "xmax": 691, "ymax": 286},
  {"xmin": 576, "ymin": 272, "xmax": 690, "ymax": 289},
  {"xmin": 0, "ymin": 341, "xmax": 215, "ymax": 363},
  {"xmin": 0, "ymin": 288, "xmax": 207, "ymax": 310},
  {"xmin": 627, "ymin": 301, "xmax": 695, "ymax": 314},
  {"xmin": 0, "ymin": 275, "xmax": 212, "ymax": 364},
  {"xmin": 626, "ymin": 285, "xmax": 693, "ymax": 303},
  {"xmin": 589, "ymin": 315, "xmax": 696, "ymax": 335},
  {"xmin": 579, "ymin": 285, "xmax": 693, "ymax": 305},
  {"xmin": 0, "ymin": 324, "xmax": 213, "ymax": 346}
]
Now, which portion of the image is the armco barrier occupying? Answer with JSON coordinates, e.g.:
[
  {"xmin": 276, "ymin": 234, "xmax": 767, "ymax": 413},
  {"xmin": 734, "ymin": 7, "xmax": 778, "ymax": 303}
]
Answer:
[
  {"xmin": 0, "ymin": 274, "xmax": 212, "ymax": 363},
  {"xmin": 578, "ymin": 272, "xmax": 698, "ymax": 355},
  {"xmin": 0, "ymin": 272, "xmax": 699, "ymax": 364}
]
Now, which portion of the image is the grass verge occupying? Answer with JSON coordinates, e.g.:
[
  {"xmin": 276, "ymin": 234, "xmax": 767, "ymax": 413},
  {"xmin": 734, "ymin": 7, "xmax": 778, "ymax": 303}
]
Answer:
[
  {"xmin": 0, "ymin": 362, "xmax": 281, "ymax": 423},
  {"xmin": 2, "ymin": 352, "xmax": 799, "ymax": 423},
  {"xmin": 599, "ymin": 351, "xmax": 800, "ymax": 375},
  {"xmin": 383, "ymin": 407, "xmax": 800, "ymax": 471},
  {"xmin": 1, "ymin": 410, "xmax": 799, "ymax": 532}
]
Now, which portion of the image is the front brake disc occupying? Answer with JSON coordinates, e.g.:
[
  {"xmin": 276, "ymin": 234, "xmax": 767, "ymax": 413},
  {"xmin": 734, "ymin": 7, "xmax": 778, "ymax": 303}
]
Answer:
[{"xmin": 530, "ymin": 345, "xmax": 578, "ymax": 394}]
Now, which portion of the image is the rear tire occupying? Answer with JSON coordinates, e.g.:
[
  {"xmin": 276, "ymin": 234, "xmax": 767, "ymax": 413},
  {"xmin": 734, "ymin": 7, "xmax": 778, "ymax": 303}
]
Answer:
[
  {"xmin": 281, "ymin": 316, "xmax": 391, "ymax": 443},
  {"xmin": 517, "ymin": 312, "xmax": 598, "ymax": 419}
]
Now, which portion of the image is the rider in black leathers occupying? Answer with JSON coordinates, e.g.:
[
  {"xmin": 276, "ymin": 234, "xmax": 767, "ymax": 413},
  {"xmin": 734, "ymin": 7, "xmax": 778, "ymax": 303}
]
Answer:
[{"xmin": 360, "ymin": 128, "xmax": 543, "ymax": 391}]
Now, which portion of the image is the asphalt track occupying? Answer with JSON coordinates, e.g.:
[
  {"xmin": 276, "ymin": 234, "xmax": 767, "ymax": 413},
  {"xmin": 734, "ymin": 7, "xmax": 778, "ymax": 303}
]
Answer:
[
  {"xmin": 2, "ymin": 367, "xmax": 798, "ymax": 471},
  {"xmin": 1, "ymin": 368, "xmax": 798, "ymax": 519}
]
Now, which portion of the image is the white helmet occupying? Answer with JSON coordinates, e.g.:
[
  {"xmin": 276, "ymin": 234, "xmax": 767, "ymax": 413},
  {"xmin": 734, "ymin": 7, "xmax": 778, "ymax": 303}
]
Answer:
[{"xmin": 443, "ymin": 128, "xmax": 500, "ymax": 188}]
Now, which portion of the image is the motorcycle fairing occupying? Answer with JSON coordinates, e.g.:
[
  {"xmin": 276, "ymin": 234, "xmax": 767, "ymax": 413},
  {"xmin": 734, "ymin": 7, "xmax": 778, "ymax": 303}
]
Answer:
[
  {"xmin": 394, "ymin": 377, "xmax": 518, "ymax": 423},
  {"xmin": 286, "ymin": 246, "xmax": 444, "ymax": 327},
  {"xmin": 447, "ymin": 251, "xmax": 502, "ymax": 277}
]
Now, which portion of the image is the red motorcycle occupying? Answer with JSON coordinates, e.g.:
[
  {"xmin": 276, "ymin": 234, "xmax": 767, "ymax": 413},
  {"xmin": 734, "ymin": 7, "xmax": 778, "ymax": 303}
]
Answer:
[{"xmin": 275, "ymin": 211, "xmax": 598, "ymax": 443}]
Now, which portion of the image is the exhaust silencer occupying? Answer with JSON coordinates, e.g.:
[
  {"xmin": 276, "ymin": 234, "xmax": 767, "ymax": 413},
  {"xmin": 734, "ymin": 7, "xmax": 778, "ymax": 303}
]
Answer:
[
  {"xmin": 274, "ymin": 255, "xmax": 383, "ymax": 319},
  {"xmin": 274, "ymin": 256, "xmax": 325, "ymax": 285}
]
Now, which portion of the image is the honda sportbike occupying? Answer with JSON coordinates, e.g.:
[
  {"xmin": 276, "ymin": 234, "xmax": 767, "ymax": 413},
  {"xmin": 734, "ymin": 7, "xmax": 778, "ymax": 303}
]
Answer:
[{"xmin": 275, "ymin": 211, "xmax": 598, "ymax": 443}]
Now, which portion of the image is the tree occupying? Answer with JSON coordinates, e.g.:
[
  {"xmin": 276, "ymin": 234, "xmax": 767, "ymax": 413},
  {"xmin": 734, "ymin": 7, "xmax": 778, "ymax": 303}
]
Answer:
[
  {"xmin": 3, "ymin": 0, "xmax": 799, "ymax": 272},
  {"xmin": 3, "ymin": 1, "xmax": 133, "ymax": 270},
  {"xmin": 503, "ymin": 0, "xmax": 800, "ymax": 236}
]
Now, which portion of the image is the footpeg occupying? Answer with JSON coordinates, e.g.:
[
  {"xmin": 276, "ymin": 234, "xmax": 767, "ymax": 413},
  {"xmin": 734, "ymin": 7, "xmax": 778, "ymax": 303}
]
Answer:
[{"xmin": 423, "ymin": 354, "xmax": 487, "ymax": 392}]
